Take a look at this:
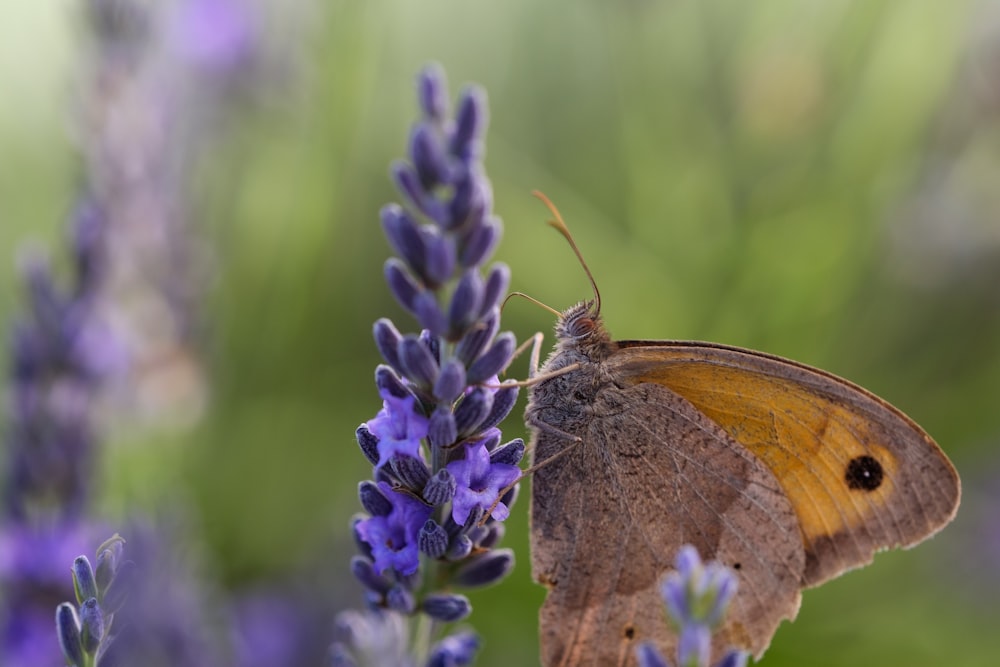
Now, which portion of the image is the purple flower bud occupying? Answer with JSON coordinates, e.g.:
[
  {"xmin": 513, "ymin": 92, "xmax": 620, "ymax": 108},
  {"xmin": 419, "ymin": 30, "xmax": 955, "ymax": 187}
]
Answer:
[
  {"xmin": 459, "ymin": 217, "xmax": 499, "ymax": 268},
  {"xmin": 427, "ymin": 631, "xmax": 480, "ymax": 667},
  {"xmin": 359, "ymin": 481, "xmax": 393, "ymax": 517},
  {"xmin": 422, "ymin": 594, "xmax": 472, "ymax": 622},
  {"xmin": 410, "ymin": 123, "xmax": 450, "ymax": 189},
  {"xmin": 448, "ymin": 270, "xmax": 483, "ymax": 336},
  {"xmin": 418, "ymin": 329, "xmax": 441, "ymax": 364},
  {"xmin": 389, "ymin": 455, "xmax": 430, "ymax": 491},
  {"xmin": 418, "ymin": 519, "xmax": 449, "ymax": 558},
  {"xmin": 80, "ymin": 597, "xmax": 104, "ymax": 653},
  {"xmin": 386, "ymin": 586, "xmax": 415, "ymax": 614},
  {"xmin": 384, "ymin": 258, "xmax": 421, "ymax": 313},
  {"xmin": 478, "ymin": 523, "xmax": 505, "ymax": 550},
  {"xmin": 466, "ymin": 332, "xmax": 515, "ymax": 384},
  {"xmin": 634, "ymin": 642, "xmax": 670, "ymax": 667},
  {"xmin": 418, "ymin": 63, "xmax": 449, "ymax": 121},
  {"xmin": 446, "ymin": 534, "xmax": 472, "ymax": 561},
  {"xmin": 423, "ymin": 227, "xmax": 456, "ymax": 287},
  {"xmin": 490, "ymin": 438, "xmax": 525, "ymax": 466},
  {"xmin": 453, "ymin": 387, "xmax": 493, "ymax": 437},
  {"xmin": 398, "ymin": 335, "xmax": 439, "ymax": 388},
  {"xmin": 374, "ymin": 366, "xmax": 413, "ymax": 401},
  {"xmin": 447, "ymin": 173, "xmax": 477, "ymax": 230},
  {"xmin": 381, "ymin": 205, "xmax": 426, "ymax": 277},
  {"xmin": 391, "ymin": 160, "xmax": 429, "ymax": 214},
  {"xmin": 356, "ymin": 424, "xmax": 380, "ymax": 466},
  {"xmin": 433, "ymin": 359, "xmax": 466, "ymax": 403},
  {"xmin": 73, "ymin": 555, "xmax": 99, "ymax": 604},
  {"xmin": 453, "ymin": 548, "xmax": 514, "ymax": 588},
  {"xmin": 480, "ymin": 263, "xmax": 510, "ymax": 316},
  {"xmin": 56, "ymin": 602, "xmax": 85, "ymax": 667},
  {"xmin": 422, "ymin": 469, "xmax": 456, "ymax": 506},
  {"xmin": 94, "ymin": 550, "xmax": 118, "ymax": 592},
  {"xmin": 350, "ymin": 556, "xmax": 390, "ymax": 595},
  {"xmin": 412, "ymin": 292, "xmax": 448, "ymax": 337},
  {"xmin": 477, "ymin": 384, "xmax": 519, "ymax": 432},
  {"xmin": 427, "ymin": 407, "xmax": 457, "ymax": 449},
  {"xmin": 454, "ymin": 309, "xmax": 499, "ymax": 366},
  {"xmin": 373, "ymin": 318, "xmax": 404, "ymax": 372},
  {"xmin": 450, "ymin": 87, "xmax": 487, "ymax": 161}
]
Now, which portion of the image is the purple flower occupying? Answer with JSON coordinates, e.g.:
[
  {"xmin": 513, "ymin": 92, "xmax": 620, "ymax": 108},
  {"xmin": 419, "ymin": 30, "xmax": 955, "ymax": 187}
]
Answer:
[
  {"xmin": 342, "ymin": 63, "xmax": 519, "ymax": 663},
  {"xmin": 366, "ymin": 392, "xmax": 430, "ymax": 469},
  {"xmin": 356, "ymin": 483, "xmax": 432, "ymax": 576},
  {"xmin": 447, "ymin": 435, "xmax": 520, "ymax": 524}
]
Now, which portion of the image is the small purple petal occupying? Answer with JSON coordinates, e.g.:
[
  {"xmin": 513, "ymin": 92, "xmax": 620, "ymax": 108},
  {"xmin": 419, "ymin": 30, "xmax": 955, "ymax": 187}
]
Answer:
[
  {"xmin": 384, "ymin": 259, "xmax": 421, "ymax": 313},
  {"xmin": 398, "ymin": 335, "xmax": 439, "ymax": 388},
  {"xmin": 381, "ymin": 205, "xmax": 426, "ymax": 281},
  {"xmin": 450, "ymin": 87, "xmax": 487, "ymax": 161},
  {"xmin": 350, "ymin": 556, "xmax": 390, "ymax": 594},
  {"xmin": 426, "ymin": 631, "xmax": 479, "ymax": 667},
  {"xmin": 448, "ymin": 270, "xmax": 484, "ymax": 336},
  {"xmin": 452, "ymin": 387, "xmax": 493, "ymax": 438},
  {"xmin": 466, "ymin": 332, "xmax": 515, "ymax": 384},
  {"xmin": 423, "ymin": 470, "xmax": 456, "ymax": 507},
  {"xmin": 489, "ymin": 438, "xmax": 525, "ymax": 466},
  {"xmin": 418, "ymin": 519, "xmax": 449, "ymax": 558},
  {"xmin": 359, "ymin": 481, "xmax": 392, "ymax": 517},
  {"xmin": 480, "ymin": 263, "xmax": 510, "ymax": 316},
  {"xmin": 80, "ymin": 597, "xmax": 104, "ymax": 653},
  {"xmin": 412, "ymin": 292, "xmax": 448, "ymax": 337},
  {"xmin": 422, "ymin": 594, "xmax": 471, "ymax": 622},
  {"xmin": 477, "ymin": 383, "xmax": 519, "ymax": 432},
  {"xmin": 427, "ymin": 407, "xmax": 457, "ymax": 449},
  {"xmin": 423, "ymin": 227, "xmax": 456, "ymax": 287},
  {"xmin": 453, "ymin": 548, "xmax": 514, "ymax": 588},
  {"xmin": 56, "ymin": 602, "xmax": 85, "ymax": 667},
  {"xmin": 410, "ymin": 123, "xmax": 450, "ymax": 189},
  {"xmin": 433, "ymin": 359, "xmax": 466, "ymax": 404},
  {"xmin": 356, "ymin": 424, "xmax": 380, "ymax": 466},
  {"xmin": 459, "ymin": 217, "xmax": 499, "ymax": 268},
  {"xmin": 418, "ymin": 63, "xmax": 449, "ymax": 121},
  {"xmin": 454, "ymin": 308, "xmax": 499, "ymax": 367}
]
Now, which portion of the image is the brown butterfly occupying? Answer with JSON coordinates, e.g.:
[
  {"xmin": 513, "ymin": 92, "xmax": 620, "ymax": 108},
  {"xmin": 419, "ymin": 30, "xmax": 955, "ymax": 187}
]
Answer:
[{"xmin": 524, "ymin": 192, "xmax": 961, "ymax": 666}]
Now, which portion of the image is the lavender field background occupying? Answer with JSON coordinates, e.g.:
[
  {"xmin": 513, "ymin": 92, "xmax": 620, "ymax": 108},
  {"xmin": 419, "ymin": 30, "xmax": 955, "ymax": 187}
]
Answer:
[{"xmin": 2, "ymin": 1, "xmax": 999, "ymax": 665}]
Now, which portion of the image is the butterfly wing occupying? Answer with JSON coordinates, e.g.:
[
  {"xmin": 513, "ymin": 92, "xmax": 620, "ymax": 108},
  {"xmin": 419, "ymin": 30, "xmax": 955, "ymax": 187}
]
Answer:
[
  {"xmin": 610, "ymin": 341, "xmax": 961, "ymax": 587},
  {"xmin": 529, "ymin": 366, "xmax": 805, "ymax": 664}
]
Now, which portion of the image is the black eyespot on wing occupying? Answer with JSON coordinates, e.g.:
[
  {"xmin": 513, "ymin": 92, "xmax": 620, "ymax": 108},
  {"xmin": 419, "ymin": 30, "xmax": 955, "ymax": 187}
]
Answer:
[
  {"xmin": 845, "ymin": 455, "xmax": 884, "ymax": 491},
  {"xmin": 622, "ymin": 624, "xmax": 636, "ymax": 640},
  {"xmin": 732, "ymin": 562, "xmax": 742, "ymax": 570}
]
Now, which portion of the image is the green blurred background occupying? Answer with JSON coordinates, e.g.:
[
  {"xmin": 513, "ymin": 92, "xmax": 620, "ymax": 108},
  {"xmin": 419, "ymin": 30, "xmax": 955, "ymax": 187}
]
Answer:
[{"xmin": 2, "ymin": 0, "xmax": 999, "ymax": 665}]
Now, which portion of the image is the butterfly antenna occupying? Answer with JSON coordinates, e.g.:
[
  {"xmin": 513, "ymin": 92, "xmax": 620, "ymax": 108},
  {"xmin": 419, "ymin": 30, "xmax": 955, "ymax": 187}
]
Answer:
[
  {"xmin": 502, "ymin": 291, "xmax": 562, "ymax": 319},
  {"xmin": 532, "ymin": 190, "xmax": 602, "ymax": 316}
]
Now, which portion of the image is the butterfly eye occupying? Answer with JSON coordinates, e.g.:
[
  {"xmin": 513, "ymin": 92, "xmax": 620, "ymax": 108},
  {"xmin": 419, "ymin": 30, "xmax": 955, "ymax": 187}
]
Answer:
[{"xmin": 569, "ymin": 316, "xmax": 595, "ymax": 339}]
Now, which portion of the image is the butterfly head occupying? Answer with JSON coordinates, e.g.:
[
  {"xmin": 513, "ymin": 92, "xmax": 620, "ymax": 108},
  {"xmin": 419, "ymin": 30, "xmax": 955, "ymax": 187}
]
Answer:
[{"xmin": 556, "ymin": 300, "xmax": 607, "ymax": 344}]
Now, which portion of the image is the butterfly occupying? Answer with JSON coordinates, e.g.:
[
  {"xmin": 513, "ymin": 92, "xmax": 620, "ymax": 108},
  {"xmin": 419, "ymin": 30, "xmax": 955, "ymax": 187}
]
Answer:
[{"xmin": 523, "ymin": 192, "xmax": 961, "ymax": 666}]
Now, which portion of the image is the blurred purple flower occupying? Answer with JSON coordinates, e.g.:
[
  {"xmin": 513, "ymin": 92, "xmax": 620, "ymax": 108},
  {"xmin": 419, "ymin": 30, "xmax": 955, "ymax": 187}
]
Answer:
[
  {"xmin": 635, "ymin": 546, "xmax": 747, "ymax": 667},
  {"xmin": 167, "ymin": 0, "xmax": 258, "ymax": 76}
]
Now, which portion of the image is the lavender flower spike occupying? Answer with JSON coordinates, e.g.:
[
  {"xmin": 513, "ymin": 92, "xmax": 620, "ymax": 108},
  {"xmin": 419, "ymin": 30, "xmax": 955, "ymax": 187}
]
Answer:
[
  {"xmin": 635, "ymin": 545, "xmax": 748, "ymax": 667},
  {"xmin": 338, "ymin": 63, "xmax": 519, "ymax": 666}
]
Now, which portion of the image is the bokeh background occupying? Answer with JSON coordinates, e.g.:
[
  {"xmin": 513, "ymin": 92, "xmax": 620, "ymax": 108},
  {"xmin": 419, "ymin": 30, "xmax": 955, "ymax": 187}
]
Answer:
[{"xmin": 2, "ymin": 0, "xmax": 999, "ymax": 665}]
